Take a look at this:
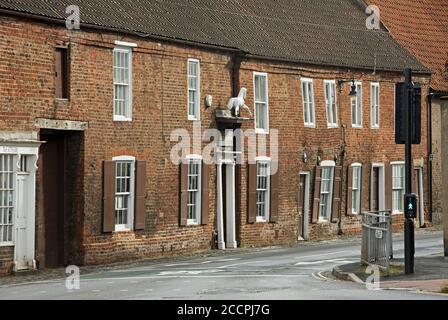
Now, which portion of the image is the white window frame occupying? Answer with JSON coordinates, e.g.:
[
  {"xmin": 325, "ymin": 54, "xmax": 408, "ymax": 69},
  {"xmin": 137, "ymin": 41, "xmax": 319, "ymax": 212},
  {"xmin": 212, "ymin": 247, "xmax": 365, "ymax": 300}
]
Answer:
[
  {"xmin": 255, "ymin": 156, "xmax": 271, "ymax": 222},
  {"xmin": 391, "ymin": 161, "xmax": 405, "ymax": 215},
  {"xmin": 187, "ymin": 59, "xmax": 201, "ymax": 121},
  {"xmin": 113, "ymin": 156, "xmax": 135, "ymax": 232},
  {"xmin": 351, "ymin": 81, "xmax": 363, "ymax": 128},
  {"xmin": 301, "ymin": 78, "xmax": 316, "ymax": 128},
  {"xmin": 113, "ymin": 45, "xmax": 133, "ymax": 122},
  {"xmin": 324, "ymin": 80, "xmax": 338, "ymax": 128},
  {"xmin": 370, "ymin": 82, "xmax": 380, "ymax": 129},
  {"xmin": 351, "ymin": 163, "xmax": 362, "ymax": 215},
  {"xmin": 253, "ymin": 72, "xmax": 269, "ymax": 134},
  {"xmin": 186, "ymin": 154, "xmax": 202, "ymax": 225},
  {"xmin": 319, "ymin": 160, "xmax": 335, "ymax": 222},
  {"xmin": 0, "ymin": 154, "xmax": 15, "ymax": 246}
]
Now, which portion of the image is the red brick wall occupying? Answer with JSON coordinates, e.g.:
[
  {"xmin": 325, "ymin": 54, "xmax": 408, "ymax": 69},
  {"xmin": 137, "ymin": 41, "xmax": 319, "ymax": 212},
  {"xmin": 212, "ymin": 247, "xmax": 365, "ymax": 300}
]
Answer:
[{"xmin": 0, "ymin": 15, "xmax": 431, "ymax": 273}]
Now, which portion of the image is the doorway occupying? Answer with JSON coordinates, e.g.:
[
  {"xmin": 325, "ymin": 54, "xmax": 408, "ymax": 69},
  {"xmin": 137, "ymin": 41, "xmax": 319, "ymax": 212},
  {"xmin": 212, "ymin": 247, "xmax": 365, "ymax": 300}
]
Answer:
[
  {"xmin": 38, "ymin": 130, "xmax": 83, "ymax": 268},
  {"xmin": 371, "ymin": 164, "xmax": 385, "ymax": 212},
  {"xmin": 414, "ymin": 167, "xmax": 425, "ymax": 227},
  {"xmin": 298, "ymin": 172, "xmax": 310, "ymax": 240},
  {"xmin": 14, "ymin": 156, "xmax": 36, "ymax": 271},
  {"xmin": 39, "ymin": 133, "xmax": 65, "ymax": 268}
]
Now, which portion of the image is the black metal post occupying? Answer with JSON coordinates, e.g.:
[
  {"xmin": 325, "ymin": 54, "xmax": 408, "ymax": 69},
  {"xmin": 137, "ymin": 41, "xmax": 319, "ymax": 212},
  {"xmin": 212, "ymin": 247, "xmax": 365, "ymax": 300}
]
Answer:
[{"xmin": 404, "ymin": 68, "xmax": 415, "ymax": 274}]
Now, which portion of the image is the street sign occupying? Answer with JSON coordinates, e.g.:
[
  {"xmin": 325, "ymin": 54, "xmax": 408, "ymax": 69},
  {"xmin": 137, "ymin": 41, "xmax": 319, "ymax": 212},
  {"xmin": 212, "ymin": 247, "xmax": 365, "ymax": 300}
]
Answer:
[
  {"xmin": 395, "ymin": 82, "xmax": 422, "ymax": 144},
  {"xmin": 404, "ymin": 193, "xmax": 418, "ymax": 219},
  {"xmin": 375, "ymin": 230, "xmax": 383, "ymax": 239}
]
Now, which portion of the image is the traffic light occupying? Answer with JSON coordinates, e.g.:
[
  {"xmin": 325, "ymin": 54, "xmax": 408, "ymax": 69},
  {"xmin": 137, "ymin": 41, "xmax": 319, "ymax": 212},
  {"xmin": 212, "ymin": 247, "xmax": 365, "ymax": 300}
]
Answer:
[
  {"xmin": 395, "ymin": 83, "xmax": 422, "ymax": 144},
  {"xmin": 404, "ymin": 193, "xmax": 418, "ymax": 219}
]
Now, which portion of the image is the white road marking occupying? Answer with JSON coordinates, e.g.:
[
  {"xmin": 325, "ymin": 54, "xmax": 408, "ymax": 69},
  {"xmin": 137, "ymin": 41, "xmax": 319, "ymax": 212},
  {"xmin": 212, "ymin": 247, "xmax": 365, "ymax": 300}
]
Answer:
[
  {"xmin": 217, "ymin": 260, "xmax": 270, "ymax": 269},
  {"xmin": 295, "ymin": 258, "xmax": 357, "ymax": 266},
  {"xmin": 296, "ymin": 250, "xmax": 351, "ymax": 260},
  {"xmin": 164, "ymin": 258, "xmax": 240, "ymax": 267}
]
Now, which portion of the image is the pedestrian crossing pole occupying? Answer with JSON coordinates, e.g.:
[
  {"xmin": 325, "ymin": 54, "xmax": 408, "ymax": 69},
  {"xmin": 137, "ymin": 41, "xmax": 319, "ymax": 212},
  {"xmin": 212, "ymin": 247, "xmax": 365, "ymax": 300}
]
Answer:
[{"xmin": 404, "ymin": 68, "xmax": 415, "ymax": 274}]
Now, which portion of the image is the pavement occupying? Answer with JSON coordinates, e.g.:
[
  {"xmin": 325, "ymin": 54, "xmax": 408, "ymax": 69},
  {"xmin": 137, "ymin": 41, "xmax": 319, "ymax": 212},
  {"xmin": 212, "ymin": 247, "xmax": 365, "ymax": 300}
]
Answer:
[
  {"xmin": 333, "ymin": 255, "xmax": 448, "ymax": 295},
  {"xmin": 0, "ymin": 229, "xmax": 446, "ymax": 300}
]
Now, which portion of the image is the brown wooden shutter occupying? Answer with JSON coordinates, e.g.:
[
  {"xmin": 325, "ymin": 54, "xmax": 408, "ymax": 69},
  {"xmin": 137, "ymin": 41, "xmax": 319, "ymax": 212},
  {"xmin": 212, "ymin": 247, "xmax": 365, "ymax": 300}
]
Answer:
[
  {"xmin": 346, "ymin": 165, "xmax": 354, "ymax": 215},
  {"xmin": 103, "ymin": 161, "xmax": 116, "ymax": 233},
  {"xmin": 385, "ymin": 164, "xmax": 393, "ymax": 212},
  {"xmin": 180, "ymin": 162, "xmax": 188, "ymax": 226},
  {"xmin": 361, "ymin": 165, "xmax": 370, "ymax": 212},
  {"xmin": 311, "ymin": 167, "xmax": 322, "ymax": 224},
  {"xmin": 134, "ymin": 161, "xmax": 146, "ymax": 230},
  {"xmin": 247, "ymin": 163, "xmax": 257, "ymax": 224},
  {"xmin": 270, "ymin": 162, "xmax": 279, "ymax": 223},
  {"xmin": 201, "ymin": 163, "xmax": 210, "ymax": 225},
  {"xmin": 331, "ymin": 166, "xmax": 342, "ymax": 223},
  {"xmin": 55, "ymin": 48, "xmax": 68, "ymax": 99}
]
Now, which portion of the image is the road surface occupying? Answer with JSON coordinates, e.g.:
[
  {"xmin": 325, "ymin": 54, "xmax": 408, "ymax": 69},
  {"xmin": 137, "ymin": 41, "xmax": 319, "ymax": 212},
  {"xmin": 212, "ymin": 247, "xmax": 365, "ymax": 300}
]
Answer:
[{"xmin": 0, "ymin": 232, "xmax": 446, "ymax": 300}]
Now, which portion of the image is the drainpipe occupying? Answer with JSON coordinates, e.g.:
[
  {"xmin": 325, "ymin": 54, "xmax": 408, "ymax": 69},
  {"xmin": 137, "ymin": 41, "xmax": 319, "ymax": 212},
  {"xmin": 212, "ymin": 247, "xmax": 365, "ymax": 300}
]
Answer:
[{"xmin": 427, "ymin": 91, "xmax": 434, "ymax": 223}]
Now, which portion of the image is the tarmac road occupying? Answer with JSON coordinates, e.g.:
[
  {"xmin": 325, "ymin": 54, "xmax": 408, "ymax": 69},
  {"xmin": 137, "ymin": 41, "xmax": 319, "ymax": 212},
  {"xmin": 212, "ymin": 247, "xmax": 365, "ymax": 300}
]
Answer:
[{"xmin": 0, "ymin": 231, "xmax": 446, "ymax": 300}]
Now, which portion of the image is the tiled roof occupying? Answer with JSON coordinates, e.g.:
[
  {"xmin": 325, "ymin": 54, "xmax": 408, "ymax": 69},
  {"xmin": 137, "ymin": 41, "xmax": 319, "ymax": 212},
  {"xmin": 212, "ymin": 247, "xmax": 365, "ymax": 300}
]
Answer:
[
  {"xmin": 366, "ymin": 0, "xmax": 448, "ymax": 92},
  {"xmin": 0, "ymin": 0, "xmax": 430, "ymax": 73}
]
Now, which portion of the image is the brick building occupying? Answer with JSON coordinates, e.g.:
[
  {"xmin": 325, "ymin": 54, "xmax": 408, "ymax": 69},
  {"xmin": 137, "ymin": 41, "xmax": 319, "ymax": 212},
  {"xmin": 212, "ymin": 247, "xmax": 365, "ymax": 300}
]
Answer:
[
  {"xmin": 365, "ymin": 0, "xmax": 448, "ymax": 255},
  {"xmin": 0, "ymin": 0, "xmax": 431, "ymax": 275}
]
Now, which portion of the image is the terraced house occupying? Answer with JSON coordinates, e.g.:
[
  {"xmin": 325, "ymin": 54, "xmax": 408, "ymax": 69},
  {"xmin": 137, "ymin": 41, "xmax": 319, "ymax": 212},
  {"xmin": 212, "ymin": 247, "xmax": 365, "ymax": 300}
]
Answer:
[{"xmin": 0, "ymin": 0, "xmax": 432, "ymax": 275}]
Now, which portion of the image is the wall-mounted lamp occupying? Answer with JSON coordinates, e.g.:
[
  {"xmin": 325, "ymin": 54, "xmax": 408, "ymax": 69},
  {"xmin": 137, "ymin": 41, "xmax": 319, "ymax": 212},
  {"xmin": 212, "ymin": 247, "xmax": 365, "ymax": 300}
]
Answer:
[
  {"xmin": 338, "ymin": 79, "xmax": 357, "ymax": 96},
  {"xmin": 205, "ymin": 95, "xmax": 213, "ymax": 108},
  {"xmin": 303, "ymin": 152, "xmax": 308, "ymax": 163}
]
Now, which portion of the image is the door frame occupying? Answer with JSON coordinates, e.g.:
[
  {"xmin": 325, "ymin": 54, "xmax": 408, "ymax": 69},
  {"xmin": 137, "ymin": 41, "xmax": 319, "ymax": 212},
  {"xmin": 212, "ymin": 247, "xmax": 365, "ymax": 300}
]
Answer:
[
  {"xmin": 371, "ymin": 163, "xmax": 385, "ymax": 212},
  {"xmin": 299, "ymin": 171, "xmax": 310, "ymax": 241},
  {"xmin": 415, "ymin": 167, "xmax": 425, "ymax": 227}
]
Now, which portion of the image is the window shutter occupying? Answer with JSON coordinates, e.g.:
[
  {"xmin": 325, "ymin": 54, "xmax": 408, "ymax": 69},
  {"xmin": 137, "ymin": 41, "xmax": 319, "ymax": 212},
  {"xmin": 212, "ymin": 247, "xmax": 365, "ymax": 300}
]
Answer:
[
  {"xmin": 247, "ymin": 163, "xmax": 257, "ymax": 224},
  {"xmin": 134, "ymin": 161, "xmax": 147, "ymax": 230},
  {"xmin": 346, "ymin": 165, "xmax": 354, "ymax": 215},
  {"xmin": 180, "ymin": 162, "xmax": 188, "ymax": 226},
  {"xmin": 311, "ymin": 167, "xmax": 322, "ymax": 223},
  {"xmin": 331, "ymin": 166, "xmax": 342, "ymax": 223},
  {"xmin": 270, "ymin": 162, "xmax": 279, "ymax": 223},
  {"xmin": 103, "ymin": 161, "xmax": 116, "ymax": 233},
  {"xmin": 385, "ymin": 164, "xmax": 393, "ymax": 212},
  {"xmin": 201, "ymin": 163, "xmax": 210, "ymax": 225},
  {"xmin": 55, "ymin": 48, "xmax": 68, "ymax": 99},
  {"xmin": 361, "ymin": 165, "xmax": 369, "ymax": 212}
]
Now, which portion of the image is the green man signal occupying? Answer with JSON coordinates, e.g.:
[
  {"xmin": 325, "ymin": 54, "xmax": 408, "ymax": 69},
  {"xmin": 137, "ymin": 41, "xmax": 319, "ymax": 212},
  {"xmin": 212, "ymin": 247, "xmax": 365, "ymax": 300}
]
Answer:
[{"xmin": 404, "ymin": 194, "xmax": 417, "ymax": 219}]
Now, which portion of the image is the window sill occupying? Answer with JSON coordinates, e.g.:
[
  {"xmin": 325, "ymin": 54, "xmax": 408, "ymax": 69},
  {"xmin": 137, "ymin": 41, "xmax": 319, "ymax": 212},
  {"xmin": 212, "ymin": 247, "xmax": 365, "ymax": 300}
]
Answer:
[
  {"xmin": 256, "ymin": 217, "xmax": 268, "ymax": 223},
  {"xmin": 55, "ymin": 98, "xmax": 69, "ymax": 102},
  {"xmin": 318, "ymin": 218, "xmax": 330, "ymax": 224},
  {"xmin": 255, "ymin": 129, "xmax": 269, "ymax": 135},
  {"xmin": 327, "ymin": 124, "xmax": 339, "ymax": 129},
  {"xmin": 0, "ymin": 242, "xmax": 14, "ymax": 247},
  {"xmin": 304, "ymin": 124, "xmax": 316, "ymax": 129},
  {"xmin": 351, "ymin": 125, "xmax": 363, "ymax": 129},
  {"xmin": 392, "ymin": 211, "xmax": 404, "ymax": 215},
  {"xmin": 188, "ymin": 116, "xmax": 200, "ymax": 122},
  {"xmin": 187, "ymin": 220, "xmax": 200, "ymax": 226},
  {"xmin": 114, "ymin": 226, "xmax": 132, "ymax": 232},
  {"xmin": 371, "ymin": 126, "xmax": 380, "ymax": 130},
  {"xmin": 114, "ymin": 116, "xmax": 133, "ymax": 122}
]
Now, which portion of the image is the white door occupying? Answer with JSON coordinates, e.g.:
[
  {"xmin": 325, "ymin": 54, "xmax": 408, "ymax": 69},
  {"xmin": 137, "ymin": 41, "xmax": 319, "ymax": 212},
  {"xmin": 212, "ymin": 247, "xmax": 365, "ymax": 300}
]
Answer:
[{"xmin": 15, "ymin": 173, "xmax": 32, "ymax": 270}]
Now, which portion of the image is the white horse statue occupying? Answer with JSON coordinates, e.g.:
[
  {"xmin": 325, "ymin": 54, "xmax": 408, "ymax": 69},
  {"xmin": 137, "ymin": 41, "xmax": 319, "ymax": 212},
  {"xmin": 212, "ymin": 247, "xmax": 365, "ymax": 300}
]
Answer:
[{"xmin": 227, "ymin": 88, "xmax": 253, "ymax": 117}]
